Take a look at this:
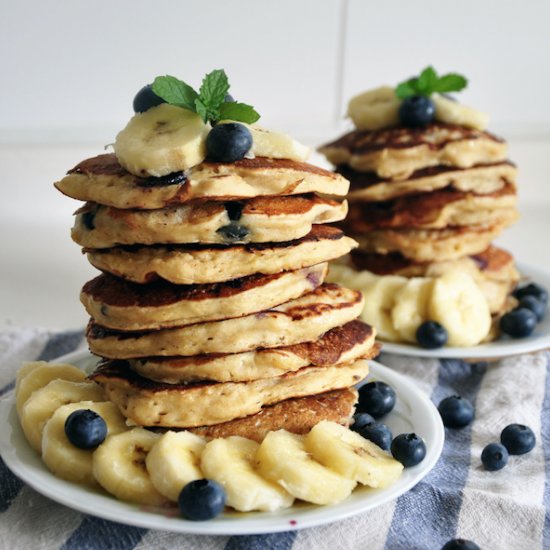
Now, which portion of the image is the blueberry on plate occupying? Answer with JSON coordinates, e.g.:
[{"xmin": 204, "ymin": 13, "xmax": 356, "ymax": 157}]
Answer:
[
  {"xmin": 513, "ymin": 282, "xmax": 548, "ymax": 304},
  {"xmin": 391, "ymin": 433, "xmax": 426, "ymax": 467},
  {"xmin": 499, "ymin": 307, "xmax": 537, "ymax": 338},
  {"xmin": 64, "ymin": 409, "xmax": 107, "ymax": 450},
  {"xmin": 518, "ymin": 295, "xmax": 545, "ymax": 322},
  {"xmin": 399, "ymin": 95, "xmax": 435, "ymax": 127},
  {"xmin": 133, "ymin": 84, "xmax": 166, "ymax": 113},
  {"xmin": 438, "ymin": 395, "xmax": 474, "ymax": 428},
  {"xmin": 350, "ymin": 412, "xmax": 375, "ymax": 433},
  {"xmin": 206, "ymin": 122, "xmax": 252, "ymax": 163},
  {"xmin": 178, "ymin": 479, "xmax": 226, "ymax": 521},
  {"xmin": 416, "ymin": 321, "xmax": 448, "ymax": 349},
  {"xmin": 357, "ymin": 422, "xmax": 393, "ymax": 451},
  {"xmin": 500, "ymin": 423, "xmax": 536, "ymax": 455},
  {"xmin": 224, "ymin": 93, "xmax": 235, "ymax": 103},
  {"xmin": 481, "ymin": 442, "xmax": 508, "ymax": 471},
  {"xmin": 441, "ymin": 539, "xmax": 481, "ymax": 550},
  {"xmin": 357, "ymin": 381, "xmax": 396, "ymax": 418}
]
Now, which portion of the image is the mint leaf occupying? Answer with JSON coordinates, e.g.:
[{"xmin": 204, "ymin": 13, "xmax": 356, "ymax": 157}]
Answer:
[
  {"xmin": 219, "ymin": 102, "xmax": 260, "ymax": 124},
  {"xmin": 194, "ymin": 97, "xmax": 209, "ymax": 123},
  {"xmin": 152, "ymin": 76, "xmax": 198, "ymax": 111},
  {"xmin": 433, "ymin": 73, "xmax": 467, "ymax": 93},
  {"xmin": 395, "ymin": 80, "xmax": 417, "ymax": 99},
  {"xmin": 416, "ymin": 66, "xmax": 438, "ymax": 95},
  {"xmin": 395, "ymin": 67, "xmax": 468, "ymax": 99},
  {"xmin": 199, "ymin": 69, "xmax": 230, "ymax": 111}
]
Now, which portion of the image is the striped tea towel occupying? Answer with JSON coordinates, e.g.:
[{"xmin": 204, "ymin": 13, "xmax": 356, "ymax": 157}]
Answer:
[{"xmin": 0, "ymin": 328, "xmax": 549, "ymax": 550}]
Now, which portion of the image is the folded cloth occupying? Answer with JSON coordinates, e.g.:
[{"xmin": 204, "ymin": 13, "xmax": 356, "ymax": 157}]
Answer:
[{"xmin": 0, "ymin": 328, "xmax": 549, "ymax": 550}]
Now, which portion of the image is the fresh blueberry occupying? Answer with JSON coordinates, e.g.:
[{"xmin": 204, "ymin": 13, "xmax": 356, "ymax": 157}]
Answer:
[
  {"xmin": 500, "ymin": 307, "xmax": 537, "ymax": 338},
  {"xmin": 206, "ymin": 122, "xmax": 252, "ymax": 163},
  {"xmin": 224, "ymin": 93, "xmax": 235, "ymax": 103},
  {"xmin": 357, "ymin": 381, "xmax": 396, "ymax": 418},
  {"xmin": 391, "ymin": 433, "xmax": 426, "ymax": 467},
  {"xmin": 438, "ymin": 395, "xmax": 475, "ymax": 428},
  {"xmin": 357, "ymin": 422, "xmax": 393, "ymax": 451},
  {"xmin": 178, "ymin": 479, "xmax": 226, "ymax": 520},
  {"xmin": 513, "ymin": 283, "xmax": 548, "ymax": 304},
  {"xmin": 350, "ymin": 412, "xmax": 376, "ymax": 433},
  {"xmin": 133, "ymin": 84, "xmax": 166, "ymax": 113},
  {"xmin": 217, "ymin": 223, "xmax": 249, "ymax": 242},
  {"xmin": 416, "ymin": 321, "xmax": 448, "ymax": 349},
  {"xmin": 481, "ymin": 442, "xmax": 509, "ymax": 471},
  {"xmin": 500, "ymin": 424, "xmax": 536, "ymax": 455},
  {"xmin": 399, "ymin": 95, "xmax": 435, "ymax": 127},
  {"xmin": 441, "ymin": 539, "xmax": 481, "ymax": 550},
  {"xmin": 518, "ymin": 295, "xmax": 545, "ymax": 322},
  {"xmin": 64, "ymin": 409, "xmax": 107, "ymax": 450}
]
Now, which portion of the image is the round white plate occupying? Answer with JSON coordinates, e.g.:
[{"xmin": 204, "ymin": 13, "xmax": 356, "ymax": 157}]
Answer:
[
  {"xmin": 0, "ymin": 350, "xmax": 444, "ymax": 535},
  {"xmin": 381, "ymin": 261, "xmax": 550, "ymax": 360}
]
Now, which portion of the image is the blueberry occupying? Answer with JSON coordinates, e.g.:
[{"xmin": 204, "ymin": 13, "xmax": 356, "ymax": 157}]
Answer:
[
  {"xmin": 513, "ymin": 283, "xmax": 548, "ymax": 304},
  {"xmin": 140, "ymin": 171, "xmax": 187, "ymax": 188},
  {"xmin": 499, "ymin": 307, "xmax": 537, "ymax": 338},
  {"xmin": 500, "ymin": 424, "xmax": 536, "ymax": 455},
  {"xmin": 357, "ymin": 422, "xmax": 393, "ymax": 451},
  {"xmin": 64, "ymin": 409, "xmax": 107, "ymax": 449},
  {"xmin": 441, "ymin": 539, "xmax": 481, "ymax": 550},
  {"xmin": 416, "ymin": 321, "xmax": 448, "ymax": 349},
  {"xmin": 224, "ymin": 93, "xmax": 235, "ymax": 103},
  {"xmin": 391, "ymin": 433, "xmax": 427, "ymax": 467},
  {"xmin": 206, "ymin": 123, "xmax": 252, "ymax": 163},
  {"xmin": 217, "ymin": 223, "xmax": 249, "ymax": 242},
  {"xmin": 399, "ymin": 95, "xmax": 435, "ymax": 127},
  {"xmin": 438, "ymin": 395, "xmax": 475, "ymax": 428},
  {"xmin": 224, "ymin": 201, "xmax": 245, "ymax": 221},
  {"xmin": 481, "ymin": 442, "xmax": 509, "ymax": 471},
  {"xmin": 357, "ymin": 381, "xmax": 396, "ymax": 418},
  {"xmin": 518, "ymin": 295, "xmax": 545, "ymax": 322},
  {"xmin": 178, "ymin": 479, "xmax": 226, "ymax": 521},
  {"xmin": 82, "ymin": 210, "xmax": 96, "ymax": 231},
  {"xmin": 133, "ymin": 84, "xmax": 166, "ymax": 113},
  {"xmin": 350, "ymin": 412, "xmax": 375, "ymax": 433}
]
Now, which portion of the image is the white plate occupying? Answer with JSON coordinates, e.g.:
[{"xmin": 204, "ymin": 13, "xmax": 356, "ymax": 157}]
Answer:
[
  {"xmin": 381, "ymin": 261, "xmax": 550, "ymax": 360},
  {"xmin": 0, "ymin": 350, "xmax": 444, "ymax": 535}
]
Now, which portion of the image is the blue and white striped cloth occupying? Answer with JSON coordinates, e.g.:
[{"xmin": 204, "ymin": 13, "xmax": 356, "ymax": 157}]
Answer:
[{"xmin": 1, "ymin": 328, "xmax": 549, "ymax": 550}]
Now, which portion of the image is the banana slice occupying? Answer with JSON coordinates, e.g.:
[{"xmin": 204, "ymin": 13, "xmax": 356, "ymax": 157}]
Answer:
[
  {"xmin": 248, "ymin": 125, "xmax": 310, "ymax": 162},
  {"xmin": 201, "ymin": 436, "xmax": 294, "ymax": 512},
  {"xmin": 256, "ymin": 430, "xmax": 356, "ymax": 505},
  {"xmin": 41, "ymin": 401, "xmax": 127, "ymax": 486},
  {"xmin": 429, "ymin": 270, "xmax": 491, "ymax": 347},
  {"xmin": 433, "ymin": 94, "xmax": 489, "ymax": 131},
  {"xmin": 114, "ymin": 104, "xmax": 209, "ymax": 177},
  {"xmin": 20, "ymin": 379, "xmax": 106, "ymax": 452},
  {"xmin": 93, "ymin": 428, "xmax": 166, "ymax": 506},
  {"xmin": 146, "ymin": 431, "xmax": 206, "ymax": 502},
  {"xmin": 391, "ymin": 278, "xmax": 434, "ymax": 343},
  {"xmin": 346, "ymin": 86, "xmax": 401, "ymax": 131},
  {"xmin": 305, "ymin": 421, "xmax": 403, "ymax": 488},
  {"xmin": 326, "ymin": 263, "xmax": 378, "ymax": 290},
  {"xmin": 16, "ymin": 361, "xmax": 86, "ymax": 414}
]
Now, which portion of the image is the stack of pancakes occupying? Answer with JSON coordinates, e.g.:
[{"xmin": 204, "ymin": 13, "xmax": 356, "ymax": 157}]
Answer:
[
  {"xmin": 55, "ymin": 153, "xmax": 378, "ymax": 441},
  {"xmin": 319, "ymin": 122, "xmax": 520, "ymax": 320}
]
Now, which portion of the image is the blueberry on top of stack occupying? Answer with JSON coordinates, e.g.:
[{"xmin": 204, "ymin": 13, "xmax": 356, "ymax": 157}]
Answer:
[{"xmin": 320, "ymin": 67, "xmax": 521, "ymax": 348}]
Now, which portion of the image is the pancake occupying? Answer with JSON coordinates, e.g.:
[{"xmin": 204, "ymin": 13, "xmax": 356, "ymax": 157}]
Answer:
[
  {"xmin": 86, "ymin": 283, "xmax": 365, "ymax": 359},
  {"xmin": 341, "ymin": 162, "xmax": 517, "ymax": 202},
  {"xmin": 72, "ymin": 194, "xmax": 347, "ymax": 248},
  {"xmin": 89, "ymin": 358, "xmax": 370, "ymax": 428},
  {"xmin": 86, "ymin": 225, "xmax": 357, "ymax": 284},
  {"xmin": 128, "ymin": 321, "xmax": 377, "ymax": 383},
  {"xmin": 80, "ymin": 263, "xmax": 327, "ymax": 331},
  {"xmin": 55, "ymin": 154, "xmax": 349, "ymax": 209},
  {"xmin": 319, "ymin": 122, "xmax": 508, "ymax": 180},
  {"xmin": 342, "ymin": 182, "xmax": 518, "ymax": 231}
]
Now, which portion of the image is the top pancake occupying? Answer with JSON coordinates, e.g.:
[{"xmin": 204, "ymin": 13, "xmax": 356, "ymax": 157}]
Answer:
[
  {"xmin": 319, "ymin": 123, "xmax": 508, "ymax": 180},
  {"xmin": 55, "ymin": 154, "xmax": 350, "ymax": 209}
]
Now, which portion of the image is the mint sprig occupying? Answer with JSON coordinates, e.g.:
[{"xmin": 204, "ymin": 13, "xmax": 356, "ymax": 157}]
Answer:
[
  {"xmin": 152, "ymin": 70, "xmax": 260, "ymax": 125},
  {"xmin": 395, "ymin": 67, "xmax": 467, "ymax": 99}
]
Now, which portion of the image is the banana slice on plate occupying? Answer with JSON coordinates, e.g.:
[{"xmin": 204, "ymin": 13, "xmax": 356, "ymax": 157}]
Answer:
[
  {"xmin": 347, "ymin": 86, "xmax": 401, "ymax": 131},
  {"xmin": 93, "ymin": 428, "xmax": 166, "ymax": 506},
  {"xmin": 41, "ymin": 400, "xmax": 127, "ymax": 486},
  {"xmin": 433, "ymin": 94, "xmax": 489, "ymax": 131},
  {"xmin": 305, "ymin": 421, "xmax": 403, "ymax": 488},
  {"xmin": 256, "ymin": 429, "xmax": 356, "ymax": 505},
  {"xmin": 247, "ymin": 125, "xmax": 310, "ymax": 162},
  {"xmin": 146, "ymin": 430, "xmax": 206, "ymax": 503},
  {"xmin": 201, "ymin": 436, "xmax": 294, "ymax": 512}
]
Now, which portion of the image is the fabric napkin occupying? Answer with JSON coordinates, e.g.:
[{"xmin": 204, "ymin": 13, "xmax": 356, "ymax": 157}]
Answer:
[{"xmin": 0, "ymin": 328, "xmax": 549, "ymax": 550}]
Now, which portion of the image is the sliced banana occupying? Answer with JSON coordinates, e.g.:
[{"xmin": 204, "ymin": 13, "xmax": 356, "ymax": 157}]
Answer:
[
  {"xmin": 326, "ymin": 263, "xmax": 378, "ymax": 290},
  {"xmin": 347, "ymin": 86, "xmax": 401, "ymax": 131},
  {"xmin": 16, "ymin": 361, "xmax": 86, "ymax": 414},
  {"xmin": 433, "ymin": 94, "xmax": 489, "ymax": 131},
  {"xmin": 305, "ymin": 421, "xmax": 403, "ymax": 488},
  {"xmin": 429, "ymin": 270, "xmax": 491, "ymax": 347},
  {"xmin": 391, "ymin": 278, "xmax": 434, "ymax": 343},
  {"xmin": 256, "ymin": 430, "xmax": 356, "ymax": 505},
  {"xmin": 93, "ymin": 428, "xmax": 166, "ymax": 506},
  {"xmin": 114, "ymin": 104, "xmax": 209, "ymax": 177},
  {"xmin": 247, "ymin": 125, "xmax": 310, "ymax": 162},
  {"xmin": 20, "ymin": 379, "xmax": 106, "ymax": 452},
  {"xmin": 146, "ymin": 431, "xmax": 206, "ymax": 502},
  {"xmin": 201, "ymin": 436, "xmax": 294, "ymax": 512},
  {"xmin": 41, "ymin": 401, "xmax": 127, "ymax": 486}
]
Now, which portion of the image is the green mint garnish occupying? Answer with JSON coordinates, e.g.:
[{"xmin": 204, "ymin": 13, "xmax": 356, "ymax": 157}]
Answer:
[
  {"xmin": 152, "ymin": 70, "xmax": 260, "ymax": 125},
  {"xmin": 395, "ymin": 66, "xmax": 467, "ymax": 99}
]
